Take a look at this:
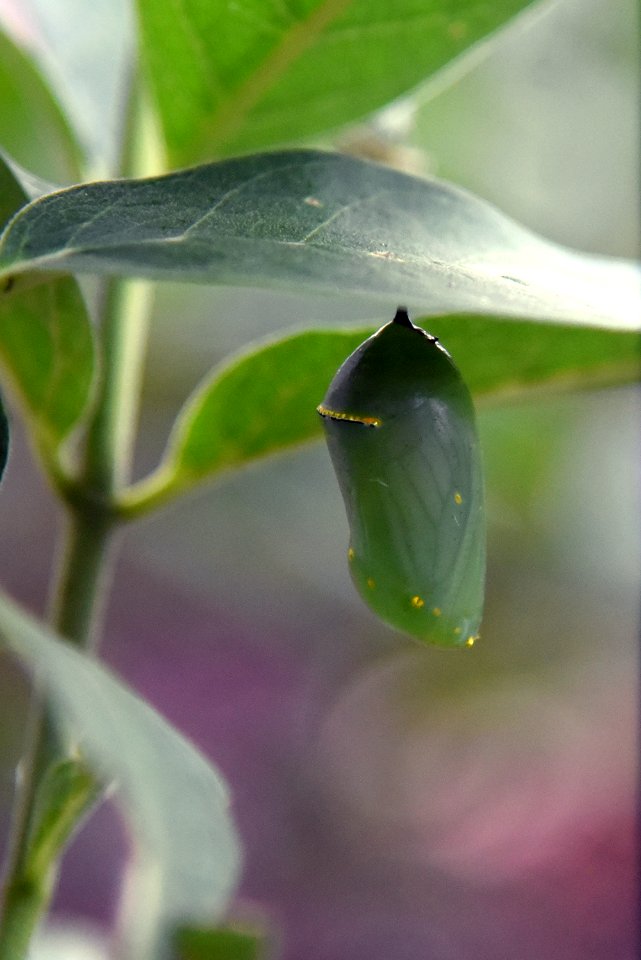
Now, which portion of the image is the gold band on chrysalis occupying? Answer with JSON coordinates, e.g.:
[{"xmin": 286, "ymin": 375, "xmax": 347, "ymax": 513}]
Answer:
[{"xmin": 317, "ymin": 404, "xmax": 382, "ymax": 428}]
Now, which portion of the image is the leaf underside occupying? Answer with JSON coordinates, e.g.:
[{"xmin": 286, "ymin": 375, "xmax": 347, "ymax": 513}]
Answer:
[{"xmin": 0, "ymin": 151, "xmax": 638, "ymax": 329}]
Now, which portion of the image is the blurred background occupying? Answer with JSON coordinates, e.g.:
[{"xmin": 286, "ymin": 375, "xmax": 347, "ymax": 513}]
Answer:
[{"xmin": 0, "ymin": 0, "xmax": 638, "ymax": 957}]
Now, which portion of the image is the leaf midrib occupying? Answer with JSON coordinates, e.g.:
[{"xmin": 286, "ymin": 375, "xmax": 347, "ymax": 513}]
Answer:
[{"xmin": 194, "ymin": 0, "xmax": 354, "ymax": 157}]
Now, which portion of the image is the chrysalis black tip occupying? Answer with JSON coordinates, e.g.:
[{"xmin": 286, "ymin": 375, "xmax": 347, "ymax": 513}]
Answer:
[{"xmin": 392, "ymin": 306, "xmax": 413, "ymax": 328}]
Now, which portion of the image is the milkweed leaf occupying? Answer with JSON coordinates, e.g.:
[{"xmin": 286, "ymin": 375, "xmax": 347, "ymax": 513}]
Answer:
[{"xmin": 0, "ymin": 151, "xmax": 638, "ymax": 330}]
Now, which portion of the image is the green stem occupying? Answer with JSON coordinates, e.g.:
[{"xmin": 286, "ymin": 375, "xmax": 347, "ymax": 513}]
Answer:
[
  {"xmin": 0, "ymin": 267, "xmax": 152, "ymax": 950},
  {"xmin": 0, "ymin": 509, "xmax": 114, "ymax": 958},
  {"xmin": 83, "ymin": 278, "xmax": 153, "ymax": 495},
  {"xmin": 0, "ymin": 68, "xmax": 156, "ymax": 956},
  {"xmin": 0, "ymin": 875, "xmax": 53, "ymax": 960},
  {"xmin": 0, "ymin": 264, "xmax": 152, "ymax": 960}
]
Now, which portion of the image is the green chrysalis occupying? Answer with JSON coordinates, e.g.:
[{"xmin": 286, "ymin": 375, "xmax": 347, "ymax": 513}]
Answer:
[{"xmin": 318, "ymin": 308, "xmax": 485, "ymax": 648}]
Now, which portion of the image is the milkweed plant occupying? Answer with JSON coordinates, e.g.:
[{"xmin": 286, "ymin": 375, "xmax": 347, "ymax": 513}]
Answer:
[{"xmin": 0, "ymin": 1, "xmax": 638, "ymax": 959}]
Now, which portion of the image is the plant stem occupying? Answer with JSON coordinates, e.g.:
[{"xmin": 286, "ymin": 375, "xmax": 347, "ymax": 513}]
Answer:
[
  {"xmin": 0, "ymin": 66, "xmax": 156, "ymax": 955},
  {"xmin": 84, "ymin": 278, "xmax": 153, "ymax": 495},
  {"xmin": 0, "ymin": 508, "xmax": 114, "ymax": 959},
  {"xmin": 0, "ymin": 277, "xmax": 151, "ymax": 960}
]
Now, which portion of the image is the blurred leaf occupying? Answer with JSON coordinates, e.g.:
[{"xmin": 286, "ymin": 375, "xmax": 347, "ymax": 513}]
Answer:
[
  {"xmin": 135, "ymin": 0, "xmax": 539, "ymax": 164},
  {"xmin": 0, "ymin": 28, "xmax": 82, "ymax": 183},
  {"xmin": 3, "ymin": 0, "xmax": 134, "ymax": 174},
  {"xmin": 479, "ymin": 403, "xmax": 566, "ymax": 525},
  {"xmin": 1, "ymin": 150, "xmax": 62, "ymax": 203},
  {"xmin": 0, "ymin": 591, "xmax": 242, "ymax": 960},
  {"xmin": 122, "ymin": 315, "xmax": 639, "ymax": 512},
  {"xmin": 0, "ymin": 156, "xmax": 95, "ymax": 462},
  {"xmin": 174, "ymin": 926, "xmax": 264, "ymax": 960},
  {"xmin": 0, "ymin": 152, "xmax": 29, "ymax": 229},
  {"xmin": 0, "ymin": 151, "xmax": 638, "ymax": 328}
]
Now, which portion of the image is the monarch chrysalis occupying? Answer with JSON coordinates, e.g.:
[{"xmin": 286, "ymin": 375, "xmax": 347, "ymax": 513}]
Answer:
[{"xmin": 318, "ymin": 308, "xmax": 485, "ymax": 648}]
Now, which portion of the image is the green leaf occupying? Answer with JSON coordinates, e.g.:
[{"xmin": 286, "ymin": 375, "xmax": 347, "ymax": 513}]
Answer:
[
  {"xmin": 0, "ymin": 29, "xmax": 82, "ymax": 183},
  {"xmin": 0, "ymin": 278, "xmax": 96, "ymax": 456},
  {"xmin": 136, "ymin": 0, "xmax": 539, "ymax": 164},
  {"xmin": 0, "ymin": 156, "xmax": 95, "ymax": 463},
  {"xmin": 121, "ymin": 315, "xmax": 639, "ymax": 514},
  {"xmin": 425, "ymin": 313, "xmax": 641, "ymax": 398},
  {"xmin": 0, "ymin": 591, "xmax": 242, "ymax": 960},
  {"xmin": 0, "ymin": 151, "xmax": 638, "ymax": 328},
  {"xmin": 174, "ymin": 926, "xmax": 264, "ymax": 960}
]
